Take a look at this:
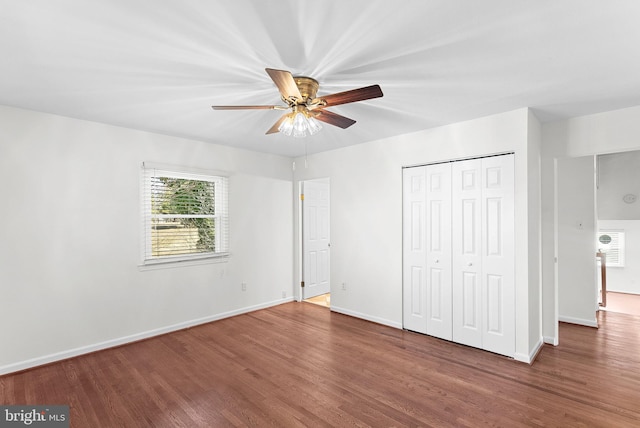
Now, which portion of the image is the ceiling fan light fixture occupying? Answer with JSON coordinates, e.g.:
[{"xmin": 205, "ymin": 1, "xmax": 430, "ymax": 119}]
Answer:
[{"xmin": 278, "ymin": 111, "xmax": 322, "ymax": 138}]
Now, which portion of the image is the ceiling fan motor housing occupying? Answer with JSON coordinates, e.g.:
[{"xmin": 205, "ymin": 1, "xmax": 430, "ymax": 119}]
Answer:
[{"xmin": 292, "ymin": 76, "xmax": 319, "ymax": 103}]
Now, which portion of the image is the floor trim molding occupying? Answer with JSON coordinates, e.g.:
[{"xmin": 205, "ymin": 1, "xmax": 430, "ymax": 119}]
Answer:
[
  {"xmin": 0, "ymin": 298, "xmax": 294, "ymax": 376},
  {"xmin": 330, "ymin": 306, "xmax": 403, "ymax": 329},
  {"xmin": 558, "ymin": 315, "xmax": 598, "ymax": 328}
]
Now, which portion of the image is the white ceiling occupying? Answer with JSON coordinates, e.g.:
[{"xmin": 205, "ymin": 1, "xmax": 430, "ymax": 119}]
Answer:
[{"xmin": 2, "ymin": 0, "xmax": 640, "ymax": 157}]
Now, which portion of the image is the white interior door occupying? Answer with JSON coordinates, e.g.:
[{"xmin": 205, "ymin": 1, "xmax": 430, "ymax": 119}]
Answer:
[
  {"xmin": 302, "ymin": 180, "xmax": 330, "ymax": 300},
  {"xmin": 480, "ymin": 155, "xmax": 515, "ymax": 356},
  {"xmin": 403, "ymin": 167, "xmax": 428, "ymax": 333},
  {"xmin": 425, "ymin": 163, "xmax": 452, "ymax": 340},
  {"xmin": 452, "ymin": 159, "xmax": 483, "ymax": 348}
]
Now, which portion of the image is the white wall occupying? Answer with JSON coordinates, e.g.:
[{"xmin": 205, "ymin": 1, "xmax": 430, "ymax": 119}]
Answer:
[
  {"xmin": 597, "ymin": 151, "xmax": 640, "ymax": 220},
  {"xmin": 598, "ymin": 220, "xmax": 640, "ymax": 294},
  {"xmin": 542, "ymin": 105, "xmax": 640, "ymax": 341},
  {"xmin": 293, "ymin": 108, "xmax": 542, "ymax": 362},
  {"xmin": 0, "ymin": 105, "xmax": 294, "ymax": 374},
  {"xmin": 556, "ymin": 156, "xmax": 597, "ymax": 326}
]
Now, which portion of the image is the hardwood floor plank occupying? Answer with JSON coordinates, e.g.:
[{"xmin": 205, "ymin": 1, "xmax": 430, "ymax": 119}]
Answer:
[{"xmin": 2, "ymin": 304, "xmax": 640, "ymax": 427}]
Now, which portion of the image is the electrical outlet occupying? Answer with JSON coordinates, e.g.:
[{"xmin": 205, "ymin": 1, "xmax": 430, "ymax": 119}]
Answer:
[
  {"xmin": 241, "ymin": 282, "xmax": 247, "ymax": 291},
  {"xmin": 282, "ymin": 291, "xmax": 286, "ymax": 298},
  {"xmin": 342, "ymin": 282, "xmax": 347, "ymax": 291}
]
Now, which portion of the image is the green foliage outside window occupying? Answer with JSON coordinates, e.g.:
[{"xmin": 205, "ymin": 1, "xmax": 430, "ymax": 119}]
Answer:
[{"xmin": 151, "ymin": 177, "xmax": 217, "ymax": 255}]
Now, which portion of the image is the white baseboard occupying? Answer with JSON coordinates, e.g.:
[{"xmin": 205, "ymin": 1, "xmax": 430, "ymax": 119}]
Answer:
[
  {"xmin": 0, "ymin": 297, "xmax": 294, "ymax": 376},
  {"xmin": 558, "ymin": 315, "xmax": 598, "ymax": 328},
  {"xmin": 517, "ymin": 337, "xmax": 545, "ymax": 364},
  {"xmin": 330, "ymin": 305, "xmax": 403, "ymax": 329},
  {"xmin": 543, "ymin": 335, "xmax": 559, "ymax": 346},
  {"xmin": 330, "ymin": 306, "xmax": 536, "ymax": 363}
]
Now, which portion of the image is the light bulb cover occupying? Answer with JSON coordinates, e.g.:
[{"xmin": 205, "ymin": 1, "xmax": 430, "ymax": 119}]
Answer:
[
  {"xmin": 278, "ymin": 109, "xmax": 322, "ymax": 138},
  {"xmin": 293, "ymin": 112, "xmax": 307, "ymax": 138},
  {"xmin": 278, "ymin": 115, "xmax": 294, "ymax": 136},
  {"xmin": 307, "ymin": 117, "xmax": 322, "ymax": 135}
]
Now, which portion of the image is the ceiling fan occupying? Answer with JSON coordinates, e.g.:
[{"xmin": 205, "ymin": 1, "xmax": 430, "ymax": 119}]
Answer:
[{"xmin": 212, "ymin": 68, "xmax": 383, "ymax": 137}]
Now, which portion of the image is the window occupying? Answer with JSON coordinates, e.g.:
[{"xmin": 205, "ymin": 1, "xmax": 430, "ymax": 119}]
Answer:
[
  {"xmin": 142, "ymin": 164, "xmax": 228, "ymax": 264},
  {"xmin": 597, "ymin": 230, "xmax": 624, "ymax": 267}
]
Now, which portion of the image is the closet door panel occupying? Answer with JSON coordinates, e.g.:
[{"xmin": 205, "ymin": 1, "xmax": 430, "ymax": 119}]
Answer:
[
  {"xmin": 461, "ymin": 271, "xmax": 480, "ymax": 327},
  {"xmin": 425, "ymin": 163, "xmax": 452, "ymax": 340},
  {"xmin": 402, "ymin": 167, "xmax": 428, "ymax": 333},
  {"xmin": 481, "ymin": 155, "xmax": 515, "ymax": 356},
  {"xmin": 452, "ymin": 159, "xmax": 483, "ymax": 348}
]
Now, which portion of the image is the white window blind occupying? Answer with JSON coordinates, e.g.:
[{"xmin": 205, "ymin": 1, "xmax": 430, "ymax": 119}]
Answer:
[
  {"xmin": 142, "ymin": 165, "xmax": 228, "ymax": 264},
  {"xmin": 598, "ymin": 230, "xmax": 624, "ymax": 267}
]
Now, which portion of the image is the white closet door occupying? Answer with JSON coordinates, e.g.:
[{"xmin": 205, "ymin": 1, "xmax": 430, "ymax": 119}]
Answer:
[
  {"xmin": 452, "ymin": 159, "xmax": 483, "ymax": 348},
  {"xmin": 480, "ymin": 155, "xmax": 515, "ymax": 356},
  {"xmin": 425, "ymin": 163, "xmax": 452, "ymax": 340},
  {"xmin": 403, "ymin": 167, "xmax": 427, "ymax": 333},
  {"xmin": 403, "ymin": 154, "xmax": 514, "ymax": 357}
]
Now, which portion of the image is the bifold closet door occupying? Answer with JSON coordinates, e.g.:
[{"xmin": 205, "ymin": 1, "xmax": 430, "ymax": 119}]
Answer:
[
  {"xmin": 403, "ymin": 164, "xmax": 452, "ymax": 340},
  {"xmin": 451, "ymin": 155, "xmax": 514, "ymax": 356},
  {"xmin": 403, "ymin": 167, "xmax": 427, "ymax": 333},
  {"xmin": 451, "ymin": 159, "xmax": 483, "ymax": 349},
  {"xmin": 402, "ymin": 167, "xmax": 427, "ymax": 333},
  {"xmin": 480, "ymin": 155, "xmax": 515, "ymax": 356},
  {"xmin": 404, "ymin": 154, "xmax": 513, "ymax": 356},
  {"xmin": 424, "ymin": 163, "xmax": 452, "ymax": 340}
]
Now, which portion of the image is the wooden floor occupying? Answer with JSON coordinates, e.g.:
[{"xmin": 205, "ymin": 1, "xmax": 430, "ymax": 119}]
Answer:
[
  {"xmin": 304, "ymin": 293, "xmax": 330, "ymax": 308},
  {"xmin": 2, "ymin": 303, "xmax": 640, "ymax": 427},
  {"xmin": 604, "ymin": 291, "xmax": 640, "ymax": 316}
]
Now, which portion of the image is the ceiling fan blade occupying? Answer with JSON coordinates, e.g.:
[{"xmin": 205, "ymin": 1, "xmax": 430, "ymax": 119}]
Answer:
[
  {"xmin": 312, "ymin": 109, "xmax": 356, "ymax": 129},
  {"xmin": 212, "ymin": 105, "xmax": 280, "ymax": 110},
  {"xmin": 266, "ymin": 114, "xmax": 289, "ymax": 134},
  {"xmin": 315, "ymin": 84, "xmax": 383, "ymax": 108},
  {"xmin": 265, "ymin": 68, "xmax": 302, "ymax": 101}
]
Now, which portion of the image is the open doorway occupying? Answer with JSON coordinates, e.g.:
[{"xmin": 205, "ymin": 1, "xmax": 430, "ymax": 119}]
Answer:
[
  {"xmin": 300, "ymin": 178, "xmax": 331, "ymax": 307},
  {"xmin": 557, "ymin": 152, "xmax": 640, "ymax": 326},
  {"xmin": 305, "ymin": 293, "xmax": 330, "ymax": 307},
  {"xmin": 596, "ymin": 151, "xmax": 640, "ymax": 316}
]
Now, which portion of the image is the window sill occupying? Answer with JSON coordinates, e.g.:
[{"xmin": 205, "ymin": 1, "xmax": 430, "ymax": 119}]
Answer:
[{"xmin": 138, "ymin": 254, "xmax": 229, "ymax": 271}]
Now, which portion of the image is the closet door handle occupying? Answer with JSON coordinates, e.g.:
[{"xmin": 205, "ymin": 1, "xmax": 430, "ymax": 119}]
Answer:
[
  {"xmin": 468, "ymin": 262, "xmax": 473, "ymax": 266},
  {"xmin": 435, "ymin": 259, "xmax": 439, "ymax": 263}
]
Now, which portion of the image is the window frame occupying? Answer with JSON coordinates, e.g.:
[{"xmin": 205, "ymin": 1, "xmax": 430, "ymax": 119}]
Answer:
[{"xmin": 141, "ymin": 163, "xmax": 229, "ymax": 266}]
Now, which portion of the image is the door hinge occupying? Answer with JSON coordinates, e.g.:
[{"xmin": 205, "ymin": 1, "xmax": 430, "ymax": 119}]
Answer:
[
  {"xmin": 300, "ymin": 194, "xmax": 304, "ymax": 201},
  {"xmin": 301, "ymin": 281, "xmax": 305, "ymax": 288}
]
